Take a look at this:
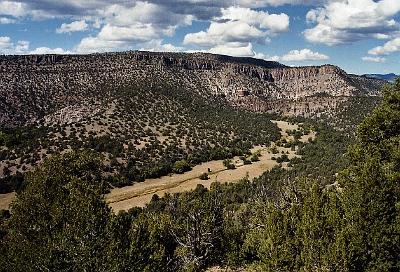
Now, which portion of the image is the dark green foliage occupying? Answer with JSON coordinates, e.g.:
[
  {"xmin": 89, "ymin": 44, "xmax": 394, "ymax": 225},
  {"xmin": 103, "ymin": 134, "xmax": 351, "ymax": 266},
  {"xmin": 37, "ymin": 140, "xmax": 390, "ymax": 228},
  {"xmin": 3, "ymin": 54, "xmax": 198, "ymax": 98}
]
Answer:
[
  {"xmin": 2, "ymin": 151, "xmax": 112, "ymax": 272},
  {"xmin": 337, "ymin": 80, "xmax": 400, "ymax": 271},
  {"xmin": 269, "ymin": 146, "xmax": 279, "ymax": 154},
  {"xmin": 0, "ymin": 117, "xmax": 355, "ymax": 271},
  {"xmin": 320, "ymin": 96, "xmax": 382, "ymax": 134},
  {"xmin": 199, "ymin": 173, "xmax": 209, "ymax": 180},
  {"xmin": 275, "ymin": 154, "xmax": 289, "ymax": 163},
  {"xmin": 0, "ymin": 126, "xmax": 48, "ymax": 149},
  {"xmin": 105, "ymin": 175, "xmax": 132, "ymax": 188},
  {"xmin": 243, "ymin": 159, "xmax": 252, "ymax": 165},
  {"xmin": 250, "ymin": 152, "xmax": 260, "ymax": 162},
  {"xmin": 0, "ymin": 209, "xmax": 10, "ymax": 240},
  {"xmin": 292, "ymin": 124, "xmax": 349, "ymax": 185},
  {"xmin": 107, "ymin": 210, "xmax": 176, "ymax": 272},
  {"xmin": 0, "ymin": 173, "xmax": 25, "ymax": 193},
  {"xmin": 1, "ymin": 80, "xmax": 280, "ymax": 193},
  {"xmin": 244, "ymin": 79, "xmax": 400, "ymax": 271},
  {"xmin": 85, "ymin": 135, "xmax": 124, "ymax": 155},
  {"xmin": 169, "ymin": 184, "xmax": 225, "ymax": 271},
  {"xmin": 173, "ymin": 159, "xmax": 191, "ymax": 174},
  {"xmin": 223, "ymin": 159, "xmax": 236, "ymax": 170}
]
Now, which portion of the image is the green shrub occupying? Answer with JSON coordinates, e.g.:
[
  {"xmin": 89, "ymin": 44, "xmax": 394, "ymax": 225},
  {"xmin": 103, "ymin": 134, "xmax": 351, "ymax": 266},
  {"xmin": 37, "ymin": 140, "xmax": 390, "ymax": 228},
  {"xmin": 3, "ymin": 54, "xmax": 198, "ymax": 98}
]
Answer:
[
  {"xmin": 223, "ymin": 159, "xmax": 236, "ymax": 170},
  {"xmin": 199, "ymin": 173, "xmax": 209, "ymax": 180},
  {"xmin": 172, "ymin": 159, "xmax": 191, "ymax": 174}
]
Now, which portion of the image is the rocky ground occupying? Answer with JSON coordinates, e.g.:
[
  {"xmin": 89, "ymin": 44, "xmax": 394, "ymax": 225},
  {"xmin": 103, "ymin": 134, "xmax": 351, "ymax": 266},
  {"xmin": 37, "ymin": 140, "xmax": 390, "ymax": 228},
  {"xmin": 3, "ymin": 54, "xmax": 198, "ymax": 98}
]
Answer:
[{"xmin": 0, "ymin": 51, "xmax": 384, "ymax": 127}]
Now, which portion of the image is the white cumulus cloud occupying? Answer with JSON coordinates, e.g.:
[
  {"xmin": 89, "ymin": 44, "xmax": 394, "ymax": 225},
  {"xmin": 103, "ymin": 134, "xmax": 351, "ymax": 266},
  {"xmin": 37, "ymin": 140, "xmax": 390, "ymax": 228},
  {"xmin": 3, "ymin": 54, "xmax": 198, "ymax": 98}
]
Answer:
[
  {"xmin": 139, "ymin": 40, "xmax": 185, "ymax": 52},
  {"xmin": 362, "ymin": 56, "xmax": 386, "ymax": 62},
  {"xmin": 281, "ymin": 48, "xmax": 329, "ymax": 61},
  {"xmin": 183, "ymin": 6, "xmax": 289, "ymax": 57},
  {"xmin": 56, "ymin": 20, "xmax": 88, "ymax": 34},
  {"xmin": 184, "ymin": 21, "xmax": 266, "ymax": 47},
  {"xmin": 75, "ymin": 37, "xmax": 127, "ymax": 53},
  {"xmin": 0, "ymin": 1, "xmax": 28, "ymax": 17},
  {"xmin": 15, "ymin": 40, "xmax": 29, "ymax": 53},
  {"xmin": 305, "ymin": 0, "xmax": 400, "ymax": 45},
  {"xmin": 208, "ymin": 43, "xmax": 256, "ymax": 57},
  {"xmin": 261, "ymin": 48, "xmax": 330, "ymax": 63},
  {"xmin": 30, "ymin": 47, "xmax": 71, "ymax": 54},
  {"xmin": 0, "ymin": 17, "xmax": 16, "ymax": 24},
  {"xmin": 75, "ymin": 1, "xmax": 193, "ymax": 53},
  {"xmin": 368, "ymin": 37, "xmax": 400, "ymax": 55},
  {"xmin": 0, "ymin": 36, "xmax": 13, "ymax": 53},
  {"xmin": 0, "ymin": 36, "xmax": 30, "ymax": 54},
  {"xmin": 220, "ymin": 6, "xmax": 289, "ymax": 33},
  {"xmin": 0, "ymin": 36, "xmax": 73, "ymax": 55}
]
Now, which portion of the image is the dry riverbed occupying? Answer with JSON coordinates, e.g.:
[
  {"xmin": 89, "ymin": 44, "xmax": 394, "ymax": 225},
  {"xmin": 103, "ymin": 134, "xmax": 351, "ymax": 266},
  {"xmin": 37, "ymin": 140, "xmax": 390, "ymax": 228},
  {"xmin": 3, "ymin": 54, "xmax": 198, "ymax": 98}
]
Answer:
[
  {"xmin": 107, "ymin": 121, "xmax": 315, "ymax": 212},
  {"xmin": 0, "ymin": 121, "xmax": 315, "ymax": 212}
]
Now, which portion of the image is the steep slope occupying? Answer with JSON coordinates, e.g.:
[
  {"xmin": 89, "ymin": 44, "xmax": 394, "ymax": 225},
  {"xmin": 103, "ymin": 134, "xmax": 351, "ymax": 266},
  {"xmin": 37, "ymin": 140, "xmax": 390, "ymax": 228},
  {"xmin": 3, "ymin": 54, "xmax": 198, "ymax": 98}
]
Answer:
[
  {"xmin": 0, "ymin": 51, "xmax": 383, "ymax": 127},
  {"xmin": 0, "ymin": 72, "xmax": 281, "ymax": 191},
  {"xmin": 0, "ymin": 51, "xmax": 385, "ymax": 191}
]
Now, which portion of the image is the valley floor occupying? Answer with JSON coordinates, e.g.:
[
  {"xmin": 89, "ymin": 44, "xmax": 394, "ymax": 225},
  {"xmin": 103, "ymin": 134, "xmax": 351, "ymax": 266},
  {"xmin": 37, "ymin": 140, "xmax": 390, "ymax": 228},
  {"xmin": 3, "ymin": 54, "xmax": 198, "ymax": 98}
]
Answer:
[
  {"xmin": 107, "ymin": 121, "xmax": 315, "ymax": 212},
  {"xmin": 0, "ymin": 121, "xmax": 315, "ymax": 211}
]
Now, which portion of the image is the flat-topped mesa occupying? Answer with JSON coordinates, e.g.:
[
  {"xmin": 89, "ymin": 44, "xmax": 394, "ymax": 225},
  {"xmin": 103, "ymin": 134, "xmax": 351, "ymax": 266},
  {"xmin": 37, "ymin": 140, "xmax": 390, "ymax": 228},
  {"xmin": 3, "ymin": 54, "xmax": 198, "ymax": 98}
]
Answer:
[
  {"xmin": 0, "ymin": 51, "xmax": 286, "ymax": 75},
  {"xmin": 0, "ymin": 50, "xmax": 283, "ymax": 69},
  {"xmin": 270, "ymin": 65, "xmax": 346, "ymax": 82},
  {"xmin": 0, "ymin": 51, "xmax": 343, "ymax": 84},
  {"xmin": 0, "ymin": 54, "xmax": 64, "ymax": 66},
  {"xmin": 159, "ymin": 56, "xmax": 219, "ymax": 70},
  {"xmin": 129, "ymin": 53, "xmax": 279, "ymax": 81}
]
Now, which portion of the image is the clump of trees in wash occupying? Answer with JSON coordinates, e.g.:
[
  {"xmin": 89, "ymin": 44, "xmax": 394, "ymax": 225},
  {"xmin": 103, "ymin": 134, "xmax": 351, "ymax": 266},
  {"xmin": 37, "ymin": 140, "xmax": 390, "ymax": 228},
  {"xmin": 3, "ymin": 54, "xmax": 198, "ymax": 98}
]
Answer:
[{"xmin": 0, "ymin": 80, "xmax": 399, "ymax": 271}]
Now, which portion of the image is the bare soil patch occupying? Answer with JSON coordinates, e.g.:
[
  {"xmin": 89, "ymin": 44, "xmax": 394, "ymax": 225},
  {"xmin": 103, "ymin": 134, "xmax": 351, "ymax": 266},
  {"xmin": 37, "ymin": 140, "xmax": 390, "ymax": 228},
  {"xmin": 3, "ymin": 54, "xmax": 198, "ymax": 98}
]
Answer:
[
  {"xmin": 107, "ymin": 121, "xmax": 314, "ymax": 212},
  {"xmin": 0, "ymin": 192, "xmax": 16, "ymax": 210},
  {"xmin": 0, "ymin": 121, "xmax": 315, "ymax": 211}
]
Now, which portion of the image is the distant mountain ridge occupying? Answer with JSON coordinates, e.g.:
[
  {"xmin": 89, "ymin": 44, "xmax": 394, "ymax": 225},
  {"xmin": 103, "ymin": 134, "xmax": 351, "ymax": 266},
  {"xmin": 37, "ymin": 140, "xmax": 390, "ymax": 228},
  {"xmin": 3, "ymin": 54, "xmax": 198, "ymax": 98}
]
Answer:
[{"xmin": 363, "ymin": 73, "xmax": 399, "ymax": 82}]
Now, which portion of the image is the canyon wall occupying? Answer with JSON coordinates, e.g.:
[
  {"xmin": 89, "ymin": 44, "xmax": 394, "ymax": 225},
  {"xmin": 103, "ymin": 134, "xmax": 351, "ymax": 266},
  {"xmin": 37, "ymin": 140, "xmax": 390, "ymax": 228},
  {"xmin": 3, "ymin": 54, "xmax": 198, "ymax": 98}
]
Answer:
[{"xmin": 0, "ymin": 51, "xmax": 384, "ymax": 126}]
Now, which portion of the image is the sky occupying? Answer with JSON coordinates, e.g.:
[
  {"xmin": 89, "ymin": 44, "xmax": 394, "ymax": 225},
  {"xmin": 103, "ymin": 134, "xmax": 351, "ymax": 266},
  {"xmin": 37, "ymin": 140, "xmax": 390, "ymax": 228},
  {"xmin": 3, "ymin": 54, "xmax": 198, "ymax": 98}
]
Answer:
[{"xmin": 0, "ymin": 0, "xmax": 399, "ymax": 74}]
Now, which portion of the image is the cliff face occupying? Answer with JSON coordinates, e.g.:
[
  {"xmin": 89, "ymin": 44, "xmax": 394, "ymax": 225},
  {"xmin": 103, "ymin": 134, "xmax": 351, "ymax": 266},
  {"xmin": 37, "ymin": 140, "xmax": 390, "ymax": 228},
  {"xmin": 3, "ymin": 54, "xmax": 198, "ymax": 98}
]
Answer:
[{"xmin": 0, "ymin": 51, "xmax": 384, "ymax": 126}]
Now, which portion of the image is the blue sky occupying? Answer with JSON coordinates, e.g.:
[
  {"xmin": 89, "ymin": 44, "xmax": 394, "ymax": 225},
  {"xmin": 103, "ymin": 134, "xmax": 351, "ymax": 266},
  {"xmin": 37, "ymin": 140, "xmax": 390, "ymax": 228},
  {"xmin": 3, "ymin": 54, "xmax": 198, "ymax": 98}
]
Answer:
[{"xmin": 0, "ymin": 0, "xmax": 399, "ymax": 74}]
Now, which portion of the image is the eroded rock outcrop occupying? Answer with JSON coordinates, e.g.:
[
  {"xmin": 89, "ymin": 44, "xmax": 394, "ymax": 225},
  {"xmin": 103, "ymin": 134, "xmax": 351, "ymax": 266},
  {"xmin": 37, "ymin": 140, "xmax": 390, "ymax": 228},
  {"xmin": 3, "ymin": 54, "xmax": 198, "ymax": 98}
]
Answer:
[{"xmin": 0, "ymin": 51, "xmax": 384, "ymax": 126}]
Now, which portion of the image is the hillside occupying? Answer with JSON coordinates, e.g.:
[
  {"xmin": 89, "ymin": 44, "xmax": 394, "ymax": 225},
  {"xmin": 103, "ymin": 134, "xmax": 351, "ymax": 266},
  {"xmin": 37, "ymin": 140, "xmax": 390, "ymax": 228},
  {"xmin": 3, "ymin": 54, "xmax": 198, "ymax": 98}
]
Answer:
[
  {"xmin": 1, "ymin": 78, "xmax": 398, "ymax": 272},
  {"xmin": 0, "ymin": 51, "xmax": 384, "ymax": 192},
  {"xmin": 0, "ymin": 51, "xmax": 384, "ymax": 127}
]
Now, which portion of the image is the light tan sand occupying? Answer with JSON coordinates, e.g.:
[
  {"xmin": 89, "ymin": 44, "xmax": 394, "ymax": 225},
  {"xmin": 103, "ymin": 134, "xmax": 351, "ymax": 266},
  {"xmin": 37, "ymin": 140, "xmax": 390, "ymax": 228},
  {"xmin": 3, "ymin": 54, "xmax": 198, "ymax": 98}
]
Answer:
[
  {"xmin": 272, "ymin": 120, "xmax": 316, "ymax": 143},
  {"xmin": 0, "ymin": 121, "xmax": 315, "ymax": 211},
  {"xmin": 0, "ymin": 192, "xmax": 16, "ymax": 210},
  {"xmin": 107, "ymin": 121, "xmax": 313, "ymax": 212},
  {"xmin": 107, "ymin": 146, "xmax": 289, "ymax": 211}
]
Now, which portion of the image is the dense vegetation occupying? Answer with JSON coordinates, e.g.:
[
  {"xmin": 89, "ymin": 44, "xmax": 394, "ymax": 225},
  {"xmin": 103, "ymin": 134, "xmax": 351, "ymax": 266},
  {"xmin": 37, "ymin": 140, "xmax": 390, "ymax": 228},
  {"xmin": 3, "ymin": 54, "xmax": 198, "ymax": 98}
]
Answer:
[
  {"xmin": 320, "ymin": 96, "xmax": 382, "ymax": 134},
  {"xmin": 0, "ymin": 81, "xmax": 398, "ymax": 271}
]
